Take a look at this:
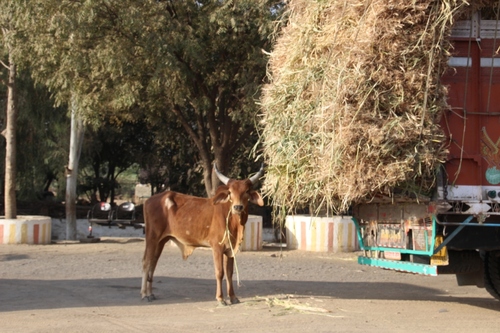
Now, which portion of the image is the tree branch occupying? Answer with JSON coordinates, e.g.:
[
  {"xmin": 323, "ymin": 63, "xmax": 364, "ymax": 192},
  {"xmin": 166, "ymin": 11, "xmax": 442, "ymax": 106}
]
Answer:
[
  {"xmin": 172, "ymin": 104, "xmax": 200, "ymax": 146},
  {"xmin": 231, "ymin": 126, "xmax": 254, "ymax": 154},
  {"xmin": 0, "ymin": 59, "xmax": 9, "ymax": 70}
]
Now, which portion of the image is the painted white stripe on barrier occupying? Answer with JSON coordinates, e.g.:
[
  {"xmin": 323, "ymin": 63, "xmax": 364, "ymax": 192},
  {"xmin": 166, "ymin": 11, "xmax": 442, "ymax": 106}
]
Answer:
[
  {"xmin": 241, "ymin": 215, "xmax": 262, "ymax": 251},
  {"xmin": 0, "ymin": 216, "xmax": 52, "ymax": 245},
  {"xmin": 285, "ymin": 215, "xmax": 358, "ymax": 253}
]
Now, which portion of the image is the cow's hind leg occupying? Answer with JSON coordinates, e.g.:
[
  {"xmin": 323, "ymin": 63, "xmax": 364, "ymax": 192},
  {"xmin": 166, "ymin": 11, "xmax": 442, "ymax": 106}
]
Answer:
[
  {"xmin": 225, "ymin": 255, "xmax": 240, "ymax": 304},
  {"xmin": 141, "ymin": 238, "xmax": 167, "ymax": 301}
]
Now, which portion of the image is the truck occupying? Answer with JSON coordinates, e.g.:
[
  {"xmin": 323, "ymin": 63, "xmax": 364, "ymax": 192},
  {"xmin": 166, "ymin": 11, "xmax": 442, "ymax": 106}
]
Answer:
[{"xmin": 352, "ymin": 8, "xmax": 500, "ymax": 300}]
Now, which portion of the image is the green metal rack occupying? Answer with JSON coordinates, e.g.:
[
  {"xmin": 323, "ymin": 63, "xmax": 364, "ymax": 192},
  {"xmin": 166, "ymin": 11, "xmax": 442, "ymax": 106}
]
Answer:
[{"xmin": 351, "ymin": 215, "xmax": 475, "ymax": 276}]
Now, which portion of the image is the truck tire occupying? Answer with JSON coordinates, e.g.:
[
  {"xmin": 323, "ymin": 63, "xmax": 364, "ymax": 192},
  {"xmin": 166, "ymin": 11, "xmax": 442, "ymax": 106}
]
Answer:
[{"xmin": 484, "ymin": 251, "xmax": 500, "ymax": 301}]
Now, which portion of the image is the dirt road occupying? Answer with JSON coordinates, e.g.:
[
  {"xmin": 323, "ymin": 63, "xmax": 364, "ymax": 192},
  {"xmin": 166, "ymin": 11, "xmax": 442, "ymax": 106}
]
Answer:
[{"xmin": 1, "ymin": 238, "xmax": 500, "ymax": 332}]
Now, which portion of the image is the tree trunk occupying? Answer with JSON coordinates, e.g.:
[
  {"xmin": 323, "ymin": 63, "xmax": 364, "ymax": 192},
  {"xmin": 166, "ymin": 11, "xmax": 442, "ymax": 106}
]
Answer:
[
  {"xmin": 201, "ymin": 158, "xmax": 213, "ymax": 196},
  {"xmin": 109, "ymin": 164, "xmax": 116, "ymax": 205},
  {"xmin": 210, "ymin": 152, "xmax": 231, "ymax": 196},
  {"xmin": 200, "ymin": 152, "xmax": 231, "ymax": 197},
  {"xmin": 65, "ymin": 97, "xmax": 85, "ymax": 240},
  {"xmin": 171, "ymin": 105, "xmax": 241, "ymax": 197},
  {"xmin": 4, "ymin": 53, "xmax": 17, "ymax": 219}
]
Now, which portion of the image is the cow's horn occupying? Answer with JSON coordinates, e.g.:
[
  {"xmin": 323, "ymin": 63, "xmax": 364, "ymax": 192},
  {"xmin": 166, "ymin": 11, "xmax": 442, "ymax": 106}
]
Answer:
[
  {"xmin": 214, "ymin": 163, "xmax": 230, "ymax": 185},
  {"xmin": 249, "ymin": 163, "xmax": 265, "ymax": 185}
]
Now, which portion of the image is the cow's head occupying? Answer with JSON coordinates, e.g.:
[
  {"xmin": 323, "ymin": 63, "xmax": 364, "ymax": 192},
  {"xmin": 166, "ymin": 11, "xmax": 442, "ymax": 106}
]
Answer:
[{"xmin": 213, "ymin": 164, "xmax": 264, "ymax": 215}]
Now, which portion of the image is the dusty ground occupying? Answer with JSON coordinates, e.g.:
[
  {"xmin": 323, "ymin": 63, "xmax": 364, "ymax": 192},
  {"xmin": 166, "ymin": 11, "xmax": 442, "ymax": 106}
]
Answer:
[{"xmin": 1, "ymin": 238, "xmax": 500, "ymax": 333}]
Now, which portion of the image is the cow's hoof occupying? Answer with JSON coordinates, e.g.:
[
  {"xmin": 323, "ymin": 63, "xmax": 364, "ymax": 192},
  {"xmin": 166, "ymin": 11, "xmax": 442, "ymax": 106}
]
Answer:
[
  {"xmin": 142, "ymin": 294, "xmax": 156, "ymax": 302},
  {"xmin": 217, "ymin": 300, "xmax": 228, "ymax": 307},
  {"xmin": 230, "ymin": 298, "xmax": 240, "ymax": 305}
]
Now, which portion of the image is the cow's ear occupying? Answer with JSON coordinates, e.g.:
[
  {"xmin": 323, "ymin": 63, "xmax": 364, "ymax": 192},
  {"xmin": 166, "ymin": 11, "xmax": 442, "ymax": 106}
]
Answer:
[
  {"xmin": 213, "ymin": 190, "xmax": 230, "ymax": 205},
  {"xmin": 249, "ymin": 190, "xmax": 264, "ymax": 206}
]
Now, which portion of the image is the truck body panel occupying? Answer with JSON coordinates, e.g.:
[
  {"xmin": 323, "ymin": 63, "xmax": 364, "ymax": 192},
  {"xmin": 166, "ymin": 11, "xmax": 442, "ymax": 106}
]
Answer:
[{"xmin": 353, "ymin": 10, "xmax": 500, "ymax": 300}]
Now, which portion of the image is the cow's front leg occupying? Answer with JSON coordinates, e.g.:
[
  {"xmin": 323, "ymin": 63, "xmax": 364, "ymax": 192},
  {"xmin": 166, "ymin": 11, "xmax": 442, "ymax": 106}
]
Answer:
[
  {"xmin": 212, "ymin": 249, "xmax": 226, "ymax": 306},
  {"xmin": 224, "ymin": 255, "xmax": 239, "ymax": 304}
]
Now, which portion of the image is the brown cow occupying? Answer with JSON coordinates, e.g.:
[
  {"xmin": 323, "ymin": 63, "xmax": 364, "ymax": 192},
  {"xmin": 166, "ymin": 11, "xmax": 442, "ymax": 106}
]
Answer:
[{"xmin": 141, "ymin": 164, "xmax": 264, "ymax": 305}]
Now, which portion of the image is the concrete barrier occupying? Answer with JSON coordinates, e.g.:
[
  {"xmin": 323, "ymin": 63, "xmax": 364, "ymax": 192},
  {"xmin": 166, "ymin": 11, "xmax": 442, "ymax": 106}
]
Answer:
[
  {"xmin": 0, "ymin": 216, "xmax": 52, "ymax": 245},
  {"xmin": 51, "ymin": 215, "xmax": 262, "ymax": 251},
  {"xmin": 51, "ymin": 218, "xmax": 144, "ymax": 240},
  {"xmin": 240, "ymin": 215, "xmax": 263, "ymax": 251},
  {"xmin": 285, "ymin": 215, "xmax": 358, "ymax": 252}
]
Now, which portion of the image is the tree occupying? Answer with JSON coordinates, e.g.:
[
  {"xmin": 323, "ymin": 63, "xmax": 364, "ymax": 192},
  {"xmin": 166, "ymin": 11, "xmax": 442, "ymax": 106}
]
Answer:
[
  {"xmin": 10, "ymin": 2, "xmax": 94, "ymax": 238},
  {"xmin": 80, "ymin": 116, "xmax": 148, "ymax": 204},
  {"xmin": 2, "ymin": 52, "xmax": 17, "ymax": 219},
  {"xmin": 2, "ymin": 5, "xmax": 68, "ymax": 207},
  {"xmin": 136, "ymin": 114, "xmax": 205, "ymax": 196},
  {"xmin": 15, "ymin": 77, "xmax": 68, "ymax": 201},
  {"xmin": 1, "ymin": 8, "xmax": 18, "ymax": 219},
  {"xmin": 138, "ymin": 1, "xmax": 283, "ymax": 195},
  {"xmin": 6, "ymin": 1, "xmax": 282, "ymax": 240},
  {"xmin": 14, "ymin": 0, "xmax": 283, "ymax": 197},
  {"xmin": 65, "ymin": 99, "xmax": 84, "ymax": 240}
]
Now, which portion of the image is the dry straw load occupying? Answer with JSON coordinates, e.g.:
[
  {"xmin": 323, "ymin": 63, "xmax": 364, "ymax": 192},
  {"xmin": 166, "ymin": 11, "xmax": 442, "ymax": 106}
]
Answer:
[{"xmin": 260, "ymin": 0, "xmax": 484, "ymax": 215}]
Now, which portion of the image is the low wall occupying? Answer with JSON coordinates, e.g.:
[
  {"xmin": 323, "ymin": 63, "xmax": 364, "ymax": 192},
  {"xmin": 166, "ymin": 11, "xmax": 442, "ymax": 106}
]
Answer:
[
  {"xmin": 285, "ymin": 215, "xmax": 358, "ymax": 252},
  {"xmin": 51, "ymin": 218, "xmax": 144, "ymax": 240},
  {"xmin": 52, "ymin": 215, "xmax": 263, "ymax": 252},
  {"xmin": 0, "ymin": 216, "xmax": 52, "ymax": 245},
  {"xmin": 240, "ymin": 215, "xmax": 263, "ymax": 251}
]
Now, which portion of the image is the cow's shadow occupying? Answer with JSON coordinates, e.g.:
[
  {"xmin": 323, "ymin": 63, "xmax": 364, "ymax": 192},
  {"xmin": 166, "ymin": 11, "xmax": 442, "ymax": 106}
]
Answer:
[{"xmin": 1, "ymin": 276, "xmax": 499, "ymax": 312}]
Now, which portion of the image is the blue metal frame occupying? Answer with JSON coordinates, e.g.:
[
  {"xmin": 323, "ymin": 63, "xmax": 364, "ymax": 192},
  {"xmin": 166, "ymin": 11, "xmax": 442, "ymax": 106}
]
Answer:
[
  {"xmin": 433, "ymin": 215, "xmax": 473, "ymax": 253},
  {"xmin": 351, "ymin": 215, "xmax": 475, "ymax": 276},
  {"xmin": 352, "ymin": 215, "xmax": 480, "ymax": 256},
  {"xmin": 352, "ymin": 216, "xmax": 438, "ymax": 256},
  {"xmin": 358, "ymin": 256, "xmax": 438, "ymax": 275}
]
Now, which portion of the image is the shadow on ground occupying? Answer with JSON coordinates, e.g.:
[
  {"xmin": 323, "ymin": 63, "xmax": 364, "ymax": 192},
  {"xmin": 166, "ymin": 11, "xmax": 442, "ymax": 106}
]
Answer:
[{"xmin": 1, "ymin": 276, "xmax": 499, "ymax": 313}]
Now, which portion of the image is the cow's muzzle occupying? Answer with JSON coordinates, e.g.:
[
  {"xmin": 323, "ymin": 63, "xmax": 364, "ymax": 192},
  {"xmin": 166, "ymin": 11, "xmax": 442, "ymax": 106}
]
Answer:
[{"xmin": 232, "ymin": 205, "xmax": 244, "ymax": 214}]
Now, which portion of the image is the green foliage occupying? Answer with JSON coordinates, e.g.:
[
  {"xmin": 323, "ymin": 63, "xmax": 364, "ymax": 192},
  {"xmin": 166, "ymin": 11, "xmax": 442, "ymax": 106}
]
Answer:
[
  {"xmin": 0, "ymin": 67, "xmax": 68, "ymax": 200},
  {"xmin": 135, "ymin": 113, "xmax": 205, "ymax": 196},
  {"xmin": 79, "ymin": 116, "xmax": 149, "ymax": 203},
  {"xmin": 15, "ymin": 74, "xmax": 69, "ymax": 200},
  {"xmin": 1, "ymin": 0, "xmax": 284, "ymax": 201},
  {"xmin": 13, "ymin": 0, "xmax": 280, "ymax": 120}
]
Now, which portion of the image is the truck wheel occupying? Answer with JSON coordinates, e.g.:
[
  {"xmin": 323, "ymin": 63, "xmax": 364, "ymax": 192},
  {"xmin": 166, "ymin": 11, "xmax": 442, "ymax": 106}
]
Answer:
[{"xmin": 484, "ymin": 251, "xmax": 500, "ymax": 301}]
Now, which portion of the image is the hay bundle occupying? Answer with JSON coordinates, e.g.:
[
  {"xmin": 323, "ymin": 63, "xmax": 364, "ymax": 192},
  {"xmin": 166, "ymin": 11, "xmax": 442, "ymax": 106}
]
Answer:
[{"xmin": 260, "ymin": 0, "xmax": 475, "ymax": 214}]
